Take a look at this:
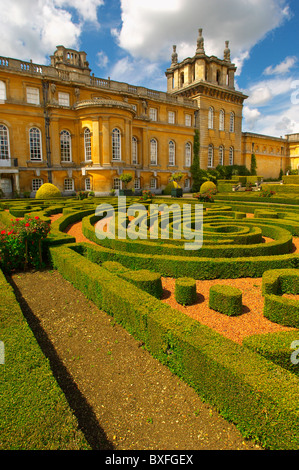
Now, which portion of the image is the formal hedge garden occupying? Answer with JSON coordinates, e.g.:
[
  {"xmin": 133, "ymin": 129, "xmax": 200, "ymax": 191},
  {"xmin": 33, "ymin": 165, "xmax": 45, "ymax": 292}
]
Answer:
[{"xmin": 1, "ymin": 193, "xmax": 299, "ymax": 449}]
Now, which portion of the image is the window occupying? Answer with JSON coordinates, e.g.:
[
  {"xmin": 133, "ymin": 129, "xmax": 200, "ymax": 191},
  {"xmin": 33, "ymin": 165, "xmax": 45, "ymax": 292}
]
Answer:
[
  {"xmin": 132, "ymin": 136, "xmax": 138, "ymax": 164},
  {"xmin": 84, "ymin": 128, "xmax": 92, "ymax": 161},
  {"xmin": 150, "ymin": 178, "xmax": 157, "ymax": 190},
  {"xmin": 150, "ymin": 138, "xmax": 157, "ymax": 165},
  {"xmin": 184, "ymin": 178, "xmax": 190, "ymax": 189},
  {"xmin": 64, "ymin": 178, "xmax": 74, "ymax": 192},
  {"xmin": 185, "ymin": 142, "xmax": 192, "ymax": 167},
  {"xmin": 26, "ymin": 87, "xmax": 40, "ymax": 105},
  {"xmin": 219, "ymin": 109, "xmax": 225, "ymax": 131},
  {"xmin": 219, "ymin": 145, "xmax": 224, "ymax": 165},
  {"xmin": 29, "ymin": 127, "xmax": 42, "ymax": 161},
  {"xmin": 113, "ymin": 178, "xmax": 122, "ymax": 190},
  {"xmin": 229, "ymin": 146, "xmax": 234, "ymax": 165},
  {"xmin": 168, "ymin": 111, "xmax": 175, "ymax": 124},
  {"xmin": 185, "ymin": 114, "xmax": 192, "ymax": 127},
  {"xmin": 230, "ymin": 112, "xmax": 235, "ymax": 132},
  {"xmin": 168, "ymin": 140, "xmax": 175, "ymax": 166},
  {"xmin": 208, "ymin": 144, "xmax": 214, "ymax": 167},
  {"xmin": 0, "ymin": 125, "xmax": 10, "ymax": 160},
  {"xmin": 149, "ymin": 108, "xmax": 157, "ymax": 121},
  {"xmin": 85, "ymin": 177, "xmax": 91, "ymax": 191},
  {"xmin": 134, "ymin": 178, "xmax": 140, "ymax": 190},
  {"xmin": 58, "ymin": 92, "xmax": 70, "ymax": 107},
  {"xmin": 60, "ymin": 130, "xmax": 72, "ymax": 162},
  {"xmin": 208, "ymin": 107, "xmax": 214, "ymax": 129},
  {"xmin": 32, "ymin": 178, "xmax": 43, "ymax": 192},
  {"xmin": 0, "ymin": 81, "xmax": 6, "ymax": 101},
  {"xmin": 112, "ymin": 128, "xmax": 121, "ymax": 161}
]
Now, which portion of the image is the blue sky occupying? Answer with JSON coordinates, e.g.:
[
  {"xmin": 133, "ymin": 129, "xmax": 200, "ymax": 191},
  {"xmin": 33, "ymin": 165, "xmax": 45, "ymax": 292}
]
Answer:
[{"xmin": 1, "ymin": 0, "xmax": 298, "ymax": 137}]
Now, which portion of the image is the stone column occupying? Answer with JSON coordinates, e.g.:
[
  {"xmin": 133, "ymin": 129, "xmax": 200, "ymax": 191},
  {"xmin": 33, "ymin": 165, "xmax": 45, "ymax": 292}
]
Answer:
[
  {"xmin": 91, "ymin": 118, "xmax": 100, "ymax": 165},
  {"xmin": 101, "ymin": 117, "xmax": 110, "ymax": 166}
]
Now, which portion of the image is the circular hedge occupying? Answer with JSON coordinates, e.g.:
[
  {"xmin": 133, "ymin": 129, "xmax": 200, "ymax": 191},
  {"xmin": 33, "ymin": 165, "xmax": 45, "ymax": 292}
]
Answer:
[
  {"xmin": 175, "ymin": 277, "xmax": 197, "ymax": 305},
  {"xmin": 35, "ymin": 183, "xmax": 61, "ymax": 200},
  {"xmin": 200, "ymin": 181, "xmax": 216, "ymax": 193}
]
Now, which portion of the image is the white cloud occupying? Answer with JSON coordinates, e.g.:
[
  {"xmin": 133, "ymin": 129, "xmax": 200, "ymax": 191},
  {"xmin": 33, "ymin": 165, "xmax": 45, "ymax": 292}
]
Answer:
[
  {"xmin": 0, "ymin": 0, "xmax": 103, "ymax": 64},
  {"xmin": 96, "ymin": 51, "xmax": 109, "ymax": 69},
  {"xmin": 244, "ymin": 77, "xmax": 294, "ymax": 107},
  {"xmin": 243, "ymin": 106, "xmax": 262, "ymax": 130},
  {"xmin": 115, "ymin": 0, "xmax": 290, "ymax": 74},
  {"xmin": 264, "ymin": 56, "xmax": 297, "ymax": 76},
  {"xmin": 108, "ymin": 56, "xmax": 165, "ymax": 90}
]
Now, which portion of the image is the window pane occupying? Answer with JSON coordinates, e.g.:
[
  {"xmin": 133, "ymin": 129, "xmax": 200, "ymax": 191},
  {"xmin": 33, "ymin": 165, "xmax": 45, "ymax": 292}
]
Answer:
[
  {"xmin": 219, "ymin": 110, "xmax": 225, "ymax": 131},
  {"xmin": 150, "ymin": 178, "xmax": 157, "ymax": 189},
  {"xmin": 0, "ymin": 125, "xmax": 10, "ymax": 160},
  {"xmin": 149, "ymin": 108, "xmax": 157, "ymax": 121},
  {"xmin": 0, "ymin": 81, "xmax": 6, "ymax": 101},
  {"xmin": 60, "ymin": 130, "xmax": 71, "ymax": 161},
  {"xmin": 85, "ymin": 178, "xmax": 91, "ymax": 191},
  {"xmin": 168, "ymin": 111, "xmax": 175, "ymax": 124},
  {"xmin": 230, "ymin": 112, "xmax": 235, "ymax": 132},
  {"xmin": 185, "ymin": 114, "xmax": 192, "ymax": 127},
  {"xmin": 84, "ymin": 128, "xmax": 92, "ymax": 161},
  {"xmin": 150, "ymin": 139, "xmax": 157, "ymax": 165},
  {"xmin": 32, "ymin": 179, "xmax": 43, "ymax": 191},
  {"xmin": 58, "ymin": 92, "xmax": 70, "ymax": 107},
  {"xmin": 185, "ymin": 142, "xmax": 191, "ymax": 166},
  {"xmin": 29, "ymin": 128, "xmax": 42, "ymax": 160},
  {"xmin": 219, "ymin": 146, "xmax": 224, "ymax": 165},
  {"xmin": 27, "ymin": 87, "xmax": 40, "ymax": 105},
  {"xmin": 113, "ymin": 178, "xmax": 121, "ymax": 190},
  {"xmin": 229, "ymin": 147, "xmax": 234, "ymax": 165},
  {"xmin": 132, "ymin": 136, "xmax": 138, "ymax": 164},
  {"xmin": 169, "ymin": 141, "xmax": 175, "ymax": 166},
  {"xmin": 208, "ymin": 145, "xmax": 213, "ymax": 167},
  {"xmin": 208, "ymin": 107, "xmax": 214, "ymax": 129},
  {"xmin": 112, "ymin": 128, "xmax": 121, "ymax": 161},
  {"xmin": 64, "ymin": 178, "xmax": 74, "ymax": 191}
]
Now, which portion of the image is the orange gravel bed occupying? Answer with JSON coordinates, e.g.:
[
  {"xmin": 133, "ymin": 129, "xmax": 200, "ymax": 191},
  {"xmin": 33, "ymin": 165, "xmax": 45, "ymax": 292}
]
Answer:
[{"xmin": 57, "ymin": 215, "xmax": 299, "ymax": 345}]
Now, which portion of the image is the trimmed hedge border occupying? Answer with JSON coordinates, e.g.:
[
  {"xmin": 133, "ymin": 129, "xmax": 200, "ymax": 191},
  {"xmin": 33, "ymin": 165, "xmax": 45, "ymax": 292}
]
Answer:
[
  {"xmin": 0, "ymin": 268, "xmax": 89, "ymax": 449},
  {"xmin": 209, "ymin": 285, "xmax": 242, "ymax": 316},
  {"xmin": 49, "ymin": 243, "xmax": 299, "ymax": 450}
]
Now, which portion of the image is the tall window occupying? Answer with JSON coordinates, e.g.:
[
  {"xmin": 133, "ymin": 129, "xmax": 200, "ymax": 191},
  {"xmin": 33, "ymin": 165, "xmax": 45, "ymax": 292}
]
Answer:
[
  {"xmin": 26, "ymin": 87, "xmax": 40, "ymax": 105},
  {"xmin": 134, "ymin": 178, "xmax": 140, "ymax": 190},
  {"xmin": 208, "ymin": 144, "xmax": 214, "ymax": 168},
  {"xmin": 229, "ymin": 146, "xmax": 234, "ymax": 165},
  {"xmin": 0, "ymin": 124, "xmax": 10, "ymax": 160},
  {"xmin": 0, "ymin": 81, "xmax": 6, "ymax": 101},
  {"xmin": 149, "ymin": 108, "xmax": 157, "ymax": 121},
  {"xmin": 150, "ymin": 178, "xmax": 157, "ymax": 190},
  {"xmin": 84, "ymin": 128, "xmax": 92, "ymax": 161},
  {"xmin": 185, "ymin": 142, "xmax": 192, "ymax": 167},
  {"xmin": 85, "ymin": 177, "xmax": 91, "ymax": 191},
  {"xmin": 219, "ymin": 109, "xmax": 225, "ymax": 131},
  {"xmin": 168, "ymin": 140, "xmax": 175, "ymax": 166},
  {"xmin": 168, "ymin": 111, "xmax": 175, "ymax": 124},
  {"xmin": 60, "ymin": 130, "xmax": 72, "ymax": 162},
  {"xmin": 150, "ymin": 138, "xmax": 157, "ymax": 165},
  {"xmin": 185, "ymin": 114, "xmax": 192, "ymax": 127},
  {"xmin": 113, "ymin": 178, "xmax": 122, "ymax": 190},
  {"xmin": 219, "ymin": 145, "xmax": 224, "ymax": 165},
  {"xmin": 29, "ymin": 127, "xmax": 42, "ymax": 161},
  {"xmin": 132, "ymin": 136, "xmax": 138, "ymax": 164},
  {"xmin": 112, "ymin": 128, "xmax": 121, "ymax": 161},
  {"xmin": 208, "ymin": 107, "xmax": 214, "ymax": 129},
  {"xmin": 230, "ymin": 112, "xmax": 235, "ymax": 132}
]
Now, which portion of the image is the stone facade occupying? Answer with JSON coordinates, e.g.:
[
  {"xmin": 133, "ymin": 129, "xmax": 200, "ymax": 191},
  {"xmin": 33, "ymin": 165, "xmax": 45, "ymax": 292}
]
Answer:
[{"xmin": 0, "ymin": 32, "xmax": 297, "ymax": 197}]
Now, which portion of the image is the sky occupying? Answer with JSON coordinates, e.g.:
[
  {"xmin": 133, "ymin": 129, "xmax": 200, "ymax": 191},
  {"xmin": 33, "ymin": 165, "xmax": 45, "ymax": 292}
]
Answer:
[{"xmin": 0, "ymin": 0, "xmax": 298, "ymax": 138}]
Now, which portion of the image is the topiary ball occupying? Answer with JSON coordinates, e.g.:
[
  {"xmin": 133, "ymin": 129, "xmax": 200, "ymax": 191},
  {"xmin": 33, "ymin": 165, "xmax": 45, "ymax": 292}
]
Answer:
[
  {"xmin": 200, "ymin": 181, "xmax": 216, "ymax": 194},
  {"xmin": 35, "ymin": 183, "xmax": 61, "ymax": 199}
]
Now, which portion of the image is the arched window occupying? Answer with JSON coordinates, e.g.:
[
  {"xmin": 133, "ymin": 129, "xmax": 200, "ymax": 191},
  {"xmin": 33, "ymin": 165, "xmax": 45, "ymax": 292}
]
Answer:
[
  {"xmin": 84, "ymin": 128, "xmax": 92, "ymax": 161},
  {"xmin": 0, "ymin": 81, "xmax": 6, "ymax": 101},
  {"xmin": 60, "ymin": 130, "xmax": 72, "ymax": 162},
  {"xmin": 208, "ymin": 107, "xmax": 214, "ymax": 129},
  {"xmin": 230, "ymin": 112, "xmax": 235, "ymax": 133},
  {"xmin": 0, "ymin": 124, "xmax": 10, "ymax": 160},
  {"xmin": 219, "ymin": 145, "xmax": 224, "ymax": 166},
  {"xmin": 229, "ymin": 146, "xmax": 234, "ymax": 165},
  {"xmin": 150, "ymin": 138, "xmax": 157, "ymax": 165},
  {"xmin": 185, "ymin": 142, "xmax": 192, "ymax": 167},
  {"xmin": 112, "ymin": 128, "xmax": 121, "ymax": 161},
  {"xmin": 219, "ymin": 109, "xmax": 225, "ymax": 131},
  {"xmin": 132, "ymin": 136, "xmax": 138, "ymax": 164},
  {"xmin": 208, "ymin": 144, "xmax": 214, "ymax": 168},
  {"xmin": 29, "ymin": 127, "xmax": 42, "ymax": 161},
  {"xmin": 168, "ymin": 140, "xmax": 175, "ymax": 166}
]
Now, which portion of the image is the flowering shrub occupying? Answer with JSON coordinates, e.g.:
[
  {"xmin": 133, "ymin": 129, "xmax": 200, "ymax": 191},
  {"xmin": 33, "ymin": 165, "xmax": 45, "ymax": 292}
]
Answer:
[
  {"xmin": 0, "ymin": 215, "xmax": 51, "ymax": 273},
  {"xmin": 139, "ymin": 190, "xmax": 154, "ymax": 202},
  {"xmin": 193, "ymin": 188, "xmax": 216, "ymax": 203},
  {"xmin": 259, "ymin": 188, "xmax": 276, "ymax": 198}
]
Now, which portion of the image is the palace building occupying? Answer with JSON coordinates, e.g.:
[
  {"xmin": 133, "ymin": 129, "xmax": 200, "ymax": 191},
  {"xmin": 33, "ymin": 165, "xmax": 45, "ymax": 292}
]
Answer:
[{"xmin": 0, "ymin": 29, "xmax": 298, "ymax": 197}]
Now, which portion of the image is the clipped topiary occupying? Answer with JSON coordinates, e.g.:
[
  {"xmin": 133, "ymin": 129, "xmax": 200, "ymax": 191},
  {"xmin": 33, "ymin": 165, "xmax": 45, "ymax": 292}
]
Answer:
[
  {"xmin": 209, "ymin": 284, "xmax": 242, "ymax": 316},
  {"xmin": 200, "ymin": 181, "xmax": 216, "ymax": 194},
  {"xmin": 35, "ymin": 183, "xmax": 61, "ymax": 200},
  {"xmin": 175, "ymin": 277, "xmax": 197, "ymax": 306}
]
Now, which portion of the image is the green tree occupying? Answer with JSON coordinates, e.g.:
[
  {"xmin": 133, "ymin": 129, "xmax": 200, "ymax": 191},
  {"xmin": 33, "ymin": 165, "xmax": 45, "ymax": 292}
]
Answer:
[
  {"xmin": 190, "ymin": 129, "xmax": 201, "ymax": 192},
  {"xmin": 250, "ymin": 153, "xmax": 257, "ymax": 175}
]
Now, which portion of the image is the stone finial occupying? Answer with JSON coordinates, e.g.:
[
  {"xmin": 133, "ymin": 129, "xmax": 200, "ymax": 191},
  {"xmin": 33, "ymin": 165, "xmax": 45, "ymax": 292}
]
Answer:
[
  {"xmin": 224, "ymin": 40, "xmax": 231, "ymax": 62},
  {"xmin": 196, "ymin": 28, "xmax": 205, "ymax": 54},
  {"xmin": 171, "ymin": 45, "xmax": 178, "ymax": 65}
]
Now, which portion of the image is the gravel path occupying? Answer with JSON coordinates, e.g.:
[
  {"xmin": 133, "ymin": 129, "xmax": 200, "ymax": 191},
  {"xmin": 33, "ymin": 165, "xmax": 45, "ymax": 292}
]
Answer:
[{"xmin": 10, "ymin": 270, "xmax": 261, "ymax": 451}]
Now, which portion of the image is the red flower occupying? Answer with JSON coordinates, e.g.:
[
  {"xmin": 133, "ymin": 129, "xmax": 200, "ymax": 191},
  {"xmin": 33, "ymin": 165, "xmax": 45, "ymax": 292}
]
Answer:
[
  {"xmin": 34, "ymin": 216, "xmax": 39, "ymax": 220},
  {"xmin": 25, "ymin": 223, "xmax": 30, "ymax": 227},
  {"xmin": 1, "ymin": 230, "xmax": 5, "ymax": 235}
]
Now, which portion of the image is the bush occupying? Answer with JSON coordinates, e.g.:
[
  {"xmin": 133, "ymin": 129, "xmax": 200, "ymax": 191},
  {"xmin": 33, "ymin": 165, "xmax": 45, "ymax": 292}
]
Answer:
[
  {"xmin": 35, "ymin": 183, "xmax": 61, "ymax": 200},
  {"xmin": 200, "ymin": 181, "xmax": 216, "ymax": 194},
  {"xmin": 175, "ymin": 277, "xmax": 197, "ymax": 305},
  {"xmin": 209, "ymin": 284, "xmax": 242, "ymax": 316}
]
